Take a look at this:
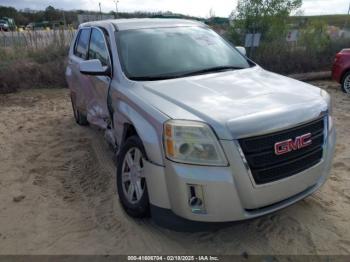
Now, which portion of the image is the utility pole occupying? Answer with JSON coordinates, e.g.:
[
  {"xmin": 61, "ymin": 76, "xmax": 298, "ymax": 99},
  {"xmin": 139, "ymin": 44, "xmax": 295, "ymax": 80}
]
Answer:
[
  {"xmin": 99, "ymin": 2, "xmax": 102, "ymax": 20},
  {"xmin": 343, "ymin": 1, "xmax": 350, "ymax": 30},
  {"xmin": 113, "ymin": 0, "xmax": 119, "ymax": 18},
  {"xmin": 62, "ymin": 10, "xmax": 66, "ymax": 28}
]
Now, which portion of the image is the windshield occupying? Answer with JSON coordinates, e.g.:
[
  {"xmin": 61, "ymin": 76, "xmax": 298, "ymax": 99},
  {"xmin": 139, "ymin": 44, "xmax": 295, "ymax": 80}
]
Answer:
[
  {"xmin": 116, "ymin": 26, "xmax": 251, "ymax": 80},
  {"xmin": 0, "ymin": 20, "xmax": 6, "ymax": 24}
]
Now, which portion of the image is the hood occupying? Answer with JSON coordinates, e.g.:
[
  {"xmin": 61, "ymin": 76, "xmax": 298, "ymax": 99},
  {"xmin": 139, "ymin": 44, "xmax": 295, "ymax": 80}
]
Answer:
[{"xmin": 138, "ymin": 67, "xmax": 328, "ymax": 139}]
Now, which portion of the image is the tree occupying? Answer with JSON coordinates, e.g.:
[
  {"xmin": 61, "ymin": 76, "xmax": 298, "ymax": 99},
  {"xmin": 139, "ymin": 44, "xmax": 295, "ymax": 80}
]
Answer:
[
  {"xmin": 229, "ymin": 0, "xmax": 302, "ymax": 43},
  {"xmin": 0, "ymin": 6, "xmax": 18, "ymax": 18},
  {"xmin": 44, "ymin": 5, "xmax": 60, "ymax": 21},
  {"xmin": 299, "ymin": 20, "xmax": 330, "ymax": 52}
]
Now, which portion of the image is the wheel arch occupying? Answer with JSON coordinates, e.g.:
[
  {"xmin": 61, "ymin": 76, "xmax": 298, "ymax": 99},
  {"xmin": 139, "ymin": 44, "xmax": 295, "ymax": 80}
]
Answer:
[
  {"xmin": 118, "ymin": 119, "xmax": 171, "ymax": 211},
  {"xmin": 341, "ymin": 67, "xmax": 350, "ymax": 84},
  {"xmin": 121, "ymin": 123, "xmax": 139, "ymax": 149},
  {"xmin": 116, "ymin": 102, "xmax": 165, "ymax": 166}
]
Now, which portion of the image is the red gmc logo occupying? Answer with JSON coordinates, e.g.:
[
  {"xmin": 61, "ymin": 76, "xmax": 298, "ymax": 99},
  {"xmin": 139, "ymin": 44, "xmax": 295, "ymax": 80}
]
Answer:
[{"xmin": 274, "ymin": 133, "xmax": 312, "ymax": 155}]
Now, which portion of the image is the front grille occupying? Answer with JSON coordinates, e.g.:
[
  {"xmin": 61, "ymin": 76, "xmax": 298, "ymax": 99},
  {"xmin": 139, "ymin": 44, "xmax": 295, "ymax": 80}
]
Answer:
[{"xmin": 239, "ymin": 117, "xmax": 325, "ymax": 185}]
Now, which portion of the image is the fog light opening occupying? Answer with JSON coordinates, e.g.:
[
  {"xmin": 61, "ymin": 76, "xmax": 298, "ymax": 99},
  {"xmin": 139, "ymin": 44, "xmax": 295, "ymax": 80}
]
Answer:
[
  {"xmin": 189, "ymin": 196, "xmax": 202, "ymax": 207},
  {"xmin": 187, "ymin": 184, "xmax": 206, "ymax": 214}
]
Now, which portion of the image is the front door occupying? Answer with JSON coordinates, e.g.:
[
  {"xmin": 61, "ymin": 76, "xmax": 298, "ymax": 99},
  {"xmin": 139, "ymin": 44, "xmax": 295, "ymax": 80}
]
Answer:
[{"xmin": 86, "ymin": 27, "xmax": 113, "ymax": 129}]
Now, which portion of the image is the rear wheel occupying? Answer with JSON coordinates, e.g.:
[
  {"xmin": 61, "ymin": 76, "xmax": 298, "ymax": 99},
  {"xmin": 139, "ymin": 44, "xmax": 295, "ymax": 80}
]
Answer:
[
  {"xmin": 70, "ymin": 93, "xmax": 88, "ymax": 126},
  {"xmin": 341, "ymin": 71, "xmax": 350, "ymax": 94},
  {"xmin": 117, "ymin": 135, "xmax": 150, "ymax": 218}
]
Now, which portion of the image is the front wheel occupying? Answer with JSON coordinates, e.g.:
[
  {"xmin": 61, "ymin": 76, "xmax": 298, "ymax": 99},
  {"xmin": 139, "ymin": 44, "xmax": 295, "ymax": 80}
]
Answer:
[
  {"xmin": 341, "ymin": 71, "xmax": 350, "ymax": 94},
  {"xmin": 116, "ymin": 135, "xmax": 150, "ymax": 218}
]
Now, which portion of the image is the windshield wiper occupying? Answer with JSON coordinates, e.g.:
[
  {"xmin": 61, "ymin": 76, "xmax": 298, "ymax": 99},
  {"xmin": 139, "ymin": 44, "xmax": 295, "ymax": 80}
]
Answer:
[
  {"xmin": 180, "ymin": 66, "xmax": 245, "ymax": 77},
  {"xmin": 128, "ymin": 66, "xmax": 245, "ymax": 81},
  {"xmin": 129, "ymin": 75, "xmax": 180, "ymax": 81}
]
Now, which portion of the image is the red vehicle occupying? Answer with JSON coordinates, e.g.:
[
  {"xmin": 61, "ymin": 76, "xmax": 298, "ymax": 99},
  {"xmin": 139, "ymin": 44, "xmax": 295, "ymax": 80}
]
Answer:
[{"xmin": 332, "ymin": 49, "xmax": 350, "ymax": 93}]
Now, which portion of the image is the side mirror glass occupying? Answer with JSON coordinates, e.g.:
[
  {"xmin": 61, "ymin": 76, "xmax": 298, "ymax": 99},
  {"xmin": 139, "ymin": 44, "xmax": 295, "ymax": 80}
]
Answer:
[
  {"xmin": 236, "ymin": 46, "xmax": 247, "ymax": 56},
  {"xmin": 79, "ymin": 59, "xmax": 110, "ymax": 76}
]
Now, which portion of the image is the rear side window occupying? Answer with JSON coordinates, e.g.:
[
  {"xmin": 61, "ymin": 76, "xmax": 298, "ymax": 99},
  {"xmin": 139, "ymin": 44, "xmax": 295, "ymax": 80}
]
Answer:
[
  {"xmin": 74, "ymin": 28, "xmax": 91, "ymax": 59},
  {"xmin": 88, "ymin": 28, "xmax": 110, "ymax": 66}
]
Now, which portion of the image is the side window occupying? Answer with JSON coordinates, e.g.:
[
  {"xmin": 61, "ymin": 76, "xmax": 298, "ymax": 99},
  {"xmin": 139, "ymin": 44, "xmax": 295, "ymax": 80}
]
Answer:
[
  {"xmin": 74, "ymin": 28, "xmax": 91, "ymax": 60},
  {"xmin": 88, "ymin": 28, "xmax": 110, "ymax": 67}
]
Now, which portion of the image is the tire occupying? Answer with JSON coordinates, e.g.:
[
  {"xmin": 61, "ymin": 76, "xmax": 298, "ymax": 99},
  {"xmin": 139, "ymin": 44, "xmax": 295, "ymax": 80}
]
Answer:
[
  {"xmin": 117, "ymin": 135, "xmax": 150, "ymax": 218},
  {"xmin": 70, "ymin": 93, "xmax": 88, "ymax": 126},
  {"xmin": 341, "ymin": 71, "xmax": 350, "ymax": 94}
]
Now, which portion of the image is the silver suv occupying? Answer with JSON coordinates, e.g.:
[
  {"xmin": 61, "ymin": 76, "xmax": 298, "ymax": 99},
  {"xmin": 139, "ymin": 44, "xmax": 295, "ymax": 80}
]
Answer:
[{"xmin": 66, "ymin": 19, "xmax": 336, "ymax": 229}]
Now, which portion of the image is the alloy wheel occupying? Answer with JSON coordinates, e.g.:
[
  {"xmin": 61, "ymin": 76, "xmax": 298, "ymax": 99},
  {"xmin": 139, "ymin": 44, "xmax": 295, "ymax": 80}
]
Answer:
[
  {"xmin": 121, "ymin": 147, "xmax": 145, "ymax": 204},
  {"xmin": 344, "ymin": 74, "xmax": 350, "ymax": 94}
]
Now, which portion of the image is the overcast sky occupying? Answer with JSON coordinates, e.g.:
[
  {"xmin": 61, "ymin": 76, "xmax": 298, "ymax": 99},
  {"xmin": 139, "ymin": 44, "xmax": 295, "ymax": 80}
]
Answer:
[{"xmin": 1, "ymin": 0, "xmax": 350, "ymax": 17}]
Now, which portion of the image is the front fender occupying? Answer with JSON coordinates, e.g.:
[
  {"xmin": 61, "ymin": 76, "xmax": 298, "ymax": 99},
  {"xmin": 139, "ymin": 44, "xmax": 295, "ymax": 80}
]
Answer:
[{"xmin": 116, "ymin": 100, "xmax": 165, "ymax": 166}]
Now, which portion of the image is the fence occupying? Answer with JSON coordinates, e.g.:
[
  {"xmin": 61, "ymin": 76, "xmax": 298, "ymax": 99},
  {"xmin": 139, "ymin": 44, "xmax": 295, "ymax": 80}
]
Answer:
[{"xmin": 0, "ymin": 29, "xmax": 76, "ymax": 49}]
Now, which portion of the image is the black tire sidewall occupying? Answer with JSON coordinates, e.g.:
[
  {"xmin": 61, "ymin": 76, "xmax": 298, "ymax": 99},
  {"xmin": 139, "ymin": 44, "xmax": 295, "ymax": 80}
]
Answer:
[
  {"xmin": 70, "ymin": 93, "xmax": 79, "ymax": 123},
  {"xmin": 70, "ymin": 92, "xmax": 88, "ymax": 126},
  {"xmin": 116, "ymin": 135, "xmax": 150, "ymax": 218},
  {"xmin": 341, "ymin": 71, "xmax": 350, "ymax": 94}
]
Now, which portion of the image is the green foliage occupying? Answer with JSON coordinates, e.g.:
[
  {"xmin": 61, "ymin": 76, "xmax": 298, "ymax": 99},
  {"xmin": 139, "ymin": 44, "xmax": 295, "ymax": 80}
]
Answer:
[
  {"xmin": 299, "ymin": 20, "xmax": 331, "ymax": 52},
  {"xmin": 43, "ymin": 6, "xmax": 63, "ymax": 22},
  {"xmin": 0, "ymin": 6, "xmax": 17, "ymax": 18},
  {"xmin": 290, "ymin": 15, "xmax": 350, "ymax": 29},
  {"xmin": 227, "ymin": 1, "xmax": 349, "ymax": 76},
  {"xmin": 230, "ymin": 0, "xmax": 302, "ymax": 42},
  {"xmin": 252, "ymin": 38, "xmax": 348, "ymax": 74},
  {"xmin": 0, "ymin": 5, "xmax": 80, "ymax": 26}
]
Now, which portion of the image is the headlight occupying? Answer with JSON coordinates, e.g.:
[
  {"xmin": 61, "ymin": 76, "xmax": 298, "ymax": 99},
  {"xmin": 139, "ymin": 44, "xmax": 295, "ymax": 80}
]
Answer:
[
  {"xmin": 321, "ymin": 90, "xmax": 334, "ymax": 132},
  {"xmin": 163, "ymin": 120, "xmax": 228, "ymax": 166}
]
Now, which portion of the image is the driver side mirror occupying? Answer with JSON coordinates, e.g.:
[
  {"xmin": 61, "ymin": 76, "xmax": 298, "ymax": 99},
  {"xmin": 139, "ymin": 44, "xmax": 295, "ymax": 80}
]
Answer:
[
  {"xmin": 79, "ymin": 59, "xmax": 110, "ymax": 76},
  {"xmin": 236, "ymin": 46, "xmax": 247, "ymax": 56}
]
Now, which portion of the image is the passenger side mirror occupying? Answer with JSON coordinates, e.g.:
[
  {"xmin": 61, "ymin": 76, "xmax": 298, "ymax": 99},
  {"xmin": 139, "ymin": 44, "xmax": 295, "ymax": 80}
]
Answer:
[
  {"xmin": 236, "ymin": 46, "xmax": 247, "ymax": 56},
  {"xmin": 79, "ymin": 59, "xmax": 110, "ymax": 76}
]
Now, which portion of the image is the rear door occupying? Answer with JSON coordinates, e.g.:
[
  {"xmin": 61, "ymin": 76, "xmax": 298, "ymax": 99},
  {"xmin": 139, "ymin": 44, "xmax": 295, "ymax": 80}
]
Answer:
[{"xmin": 67, "ymin": 27, "xmax": 92, "ymax": 116}]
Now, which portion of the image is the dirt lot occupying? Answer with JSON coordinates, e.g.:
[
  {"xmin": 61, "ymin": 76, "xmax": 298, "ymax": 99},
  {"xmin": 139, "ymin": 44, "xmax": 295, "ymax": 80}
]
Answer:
[{"xmin": 0, "ymin": 81, "xmax": 349, "ymax": 255}]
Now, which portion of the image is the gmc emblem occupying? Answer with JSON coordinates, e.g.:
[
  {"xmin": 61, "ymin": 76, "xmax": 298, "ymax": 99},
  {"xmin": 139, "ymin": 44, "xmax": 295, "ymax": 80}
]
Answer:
[{"xmin": 274, "ymin": 133, "xmax": 312, "ymax": 155}]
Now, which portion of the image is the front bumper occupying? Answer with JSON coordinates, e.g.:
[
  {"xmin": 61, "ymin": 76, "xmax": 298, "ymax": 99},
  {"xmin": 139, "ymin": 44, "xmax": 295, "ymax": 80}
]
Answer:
[{"xmin": 144, "ymin": 128, "xmax": 336, "ymax": 223}]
